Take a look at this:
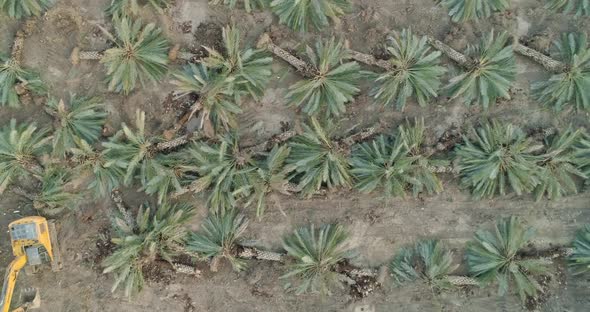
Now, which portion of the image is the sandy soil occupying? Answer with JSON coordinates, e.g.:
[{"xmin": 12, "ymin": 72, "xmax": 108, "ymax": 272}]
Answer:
[{"xmin": 1, "ymin": 0, "xmax": 589, "ymax": 311}]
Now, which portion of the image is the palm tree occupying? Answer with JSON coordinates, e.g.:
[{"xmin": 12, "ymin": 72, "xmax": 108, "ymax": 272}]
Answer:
[
  {"xmin": 545, "ymin": 0, "xmax": 589, "ymax": 16},
  {"xmin": 101, "ymin": 17, "xmax": 169, "ymax": 94},
  {"xmin": 466, "ymin": 216, "xmax": 551, "ymax": 302},
  {"xmin": 12, "ymin": 168, "xmax": 79, "ymax": 215},
  {"xmin": 456, "ymin": 121, "xmax": 542, "ymax": 199},
  {"xmin": 209, "ymin": 0, "xmax": 267, "ymax": 13},
  {"xmin": 0, "ymin": 0, "xmax": 52, "ymax": 18},
  {"xmin": 201, "ymin": 25, "xmax": 272, "ymax": 101},
  {"xmin": 518, "ymin": 32, "xmax": 590, "ymax": 111},
  {"xmin": 172, "ymin": 63, "xmax": 240, "ymax": 135},
  {"xmin": 247, "ymin": 145, "xmax": 294, "ymax": 219},
  {"xmin": 534, "ymin": 128, "xmax": 587, "ymax": 200},
  {"xmin": 0, "ymin": 49, "xmax": 46, "ymax": 107},
  {"xmin": 287, "ymin": 118, "xmax": 353, "ymax": 197},
  {"xmin": 370, "ymin": 29, "xmax": 445, "ymax": 111},
  {"xmin": 70, "ymin": 138, "xmax": 125, "ymax": 198},
  {"xmin": 270, "ymin": 0, "xmax": 350, "ymax": 32},
  {"xmin": 176, "ymin": 131, "xmax": 255, "ymax": 212},
  {"xmin": 102, "ymin": 201, "xmax": 194, "ymax": 298},
  {"xmin": 350, "ymin": 120, "xmax": 445, "ymax": 197},
  {"xmin": 428, "ymin": 31, "xmax": 516, "ymax": 108},
  {"xmin": 187, "ymin": 209, "xmax": 249, "ymax": 271},
  {"xmin": 390, "ymin": 240, "xmax": 479, "ymax": 291},
  {"xmin": 140, "ymin": 152, "xmax": 187, "ymax": 204},
  {"xmin": 569, "ymin": 225, "xmax": 590, "ymax": 275},
  {"xmin": 0, "ymin": 119, "xmax": 49, "ymax": 193},
  {"xmin": 187, "ymin": 209, "xmax": 284, "ymax": 272},
  {"xmin": 439, "ymin": 0, "xmax": 510, "ymax": 22},
  {"xmin": 171, "ymin": 25, "xmax": 271, "ymax": 136},
  {"xmin": 102, "ymin": 110, "xmax": 157, "ymax": 187},
  {"xmin": 284, "ymin": 38, "xmax": 361, "ymax": 117},
  {"xmin": 106, "ymin": 0, "xmax": 169, "ymax": 18},
  {"xmin": 45, "ymin": 95, "xmax": 107, "ymax": 158},
  {"xmin": 282, "ymin": 223, "xmax": 352, "ymax": 294}
]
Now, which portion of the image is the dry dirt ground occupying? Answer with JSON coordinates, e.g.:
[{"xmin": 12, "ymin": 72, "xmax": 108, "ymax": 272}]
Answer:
[{"xmin": 1, "ymin": 0, "xmax": 590, "ymax": 311}]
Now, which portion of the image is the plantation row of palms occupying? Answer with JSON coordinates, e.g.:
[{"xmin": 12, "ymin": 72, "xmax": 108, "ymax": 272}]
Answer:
[
  {"xmin": 3, "ymin": 106, "xmax": 590, "ymax": 216},
  {"xmin": 3, "ymin": 0, "xmax": 588, "ymax": 26},
  {"xmin": 103, "ymin": 199, "xmax": 590, "ymax": 304}
]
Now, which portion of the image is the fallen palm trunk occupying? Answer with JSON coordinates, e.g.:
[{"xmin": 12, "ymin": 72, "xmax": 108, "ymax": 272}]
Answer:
[
  {"xmin": 71, "ymin": 45, "xmax": 197, "ymax": 65},
  {"xmin": 110, "ymin": 189, "xmax": 136, "ymax": 229},
  {"xmin": 256, "ymin": 33, "xmax": 318, "ymax": 78},
  {"xmin": 237, "ymin": 246, "xmax": 285, "ymax": 262},
  {"xmin": 512, "ymin": 39, "xmax": 567, "ymax": 73},
  {"xmin": 242, "ymin": 130, "xmax": 297, "ymax": 155},
  {"xmin": 426, "ymin": 37, "xmax": 474, "ymax": 68},
  {"xmin": 447, "ymin": 275, "xmax": 480, "ymax": 286},
  {"xmin": 340, "ymin": 127, "xmax": 377, "ymax": 147},
  {"xmin": 345, "ymin": 48, "xmax": 391, "ymax": 70},
  {"xmin": 520, "ymin": 240, "xmax": 574, "ymax": 259},
  {"xmin": 336, "ymin": 262, "xmax": 380, "ymax": 299},
  {"xmin": 153, "ymin": 132, "xmax": 203, "ymax": 152}
]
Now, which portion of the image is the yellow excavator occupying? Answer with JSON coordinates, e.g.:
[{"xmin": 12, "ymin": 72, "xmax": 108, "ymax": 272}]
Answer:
[{"xmin": 1, "ymin": 217, "xmax": 62, "ymax": 312}]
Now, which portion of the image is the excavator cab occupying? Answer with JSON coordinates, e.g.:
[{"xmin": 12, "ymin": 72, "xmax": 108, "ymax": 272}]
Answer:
[{"xmin": 1, "ymin": 217, "xmax": 61, "ymax": 312}]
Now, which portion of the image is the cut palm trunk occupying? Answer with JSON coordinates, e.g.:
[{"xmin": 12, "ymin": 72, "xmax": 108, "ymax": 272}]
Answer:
[
  {"xmin": 172, "ymin": 263, "xmax": 201, "ymax": 276},
  {"xmin": 426, "ymin": 37, "xmax": 474, "ymax": 68},
  {"xmin": 154, "ymin": 132, "xmax": 202, "ymax": 152},
  {"xmin": 70, "ymin": 47, "xmax": 105, "ymax": 65},
  {"xmin": 110, "ymin": 189, "xmax": 136, "ymax": 229},
  {"xmin": 336, "ymin": 262, "xmax": 380, "ymax": 299},
  {"xmin": 242, "ymin": 130, "xmax": 297, "ymax": 155},
  {"xmin": 256, "ymin": 33, "xmax": 317, "ymax": 77},
  {"xmin": 512, "ymin": 40, "xmax": 567, "ymax": 73},
  {"xmin": 340, "ymin": 127, "xmax": 377, "ymax": 147},
  {"xmin": 238, "ymin": 247, "xmax": 285, "ymax": 262},
  {"xmin": 447, "ymin": 275, "xmax": 480, "ymax": 286},
  {"xmin": 345, "ymin": 48, "xmax": 391, "ymax": 70}
]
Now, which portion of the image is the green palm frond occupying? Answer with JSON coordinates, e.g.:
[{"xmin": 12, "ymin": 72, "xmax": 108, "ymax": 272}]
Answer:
[
  {"xmin": 172, "ymin": 63, "xmax": 241, "ymax": 133},
  {"xmin": 103, "ymin": 201, "xmax": 194, "ymax": 298},
  {"xmin": 101, "ymin": 17, "xmax": 169, "ymax": 94},
  {"xmin": 46, "ymin": 95, "xmax": 107, "ymax": 158},
  {"xmin": 102, "ymin": 110, "xmax": 158, "ymax": 186},
  {"xmin": 440, "ymin": 0, "xmax": 510, "ymax": 22},
  {"xmin": 209, "ymin": 0, "xmax": 267, "ymax": 12},
  {"xmin": 106, "ymin": 0, "xmax": 169, "ymax": 17},
  {"xmin": 201, "ymin": 25, "xmax": 272, "ymax": 100},
  {"xmin": 466, "ymin": 216, "xmax": 551, "ymax": 302},
  {"xmin": 350, "ymin": 135, "xmax": 417, "ymax": 197},
  {"xmin": 287, "ymin": 118, "xmax": 352, "ymax": 197},
  {"xmin": 187, "ymin": 209, "xmax": 249, "ymax": 271},
  {"xmin": 574, "ymin": 132, "xmax": 590, "ymax": 183},
  {"xmin": 182, "ymin": 131, "xmax": 255, "ymax": 212},
  {"xmin": 0, "ymin": 53, "xmax": 46, "ymax": 107},
  {"xmin": 532, "ymin": 32, "xmax": 590, "ymax": 111},
  {"xmin": 270, "ymin": 0, "xmax": 350, "ymax": 32},
  {"xmin": 534, "ymin": 128, "xmax": 586, "ymax": 200},
  {"xmin": 141, "ymin": 152, "xmax": 186, "ymax": 204},
  {"xmin": 371, "ymin": 29, "xmax": 445, "ymax": 110},
  {"xmin": 0, "ymin": 0, "xmax": 53, "ymax": 18},
  {"xmin": 398, "ymin": 119, "xmax": 446, "ymax": 195},
  {"xmin": 286, "ymin": 38, "xmax": 361, "ymax": 117},
  {"xmin": 456, "ymin": 121, "xmax": 542, "ymax": 199},
  {"xmin": 569, "ymin": 225, "xmax": 590, "ymax": 275},
  {"xmin": 545, "ymin": 0, "xmax": 589, "ymax": 16},
  {"xmin": 390, "ymin": 240, "xmax": 458, "ymax": 291},
  {"xmin": 282, "ymin": 223, "xmax": 351, "ymax": 295},
  {"xmin": 247, "ymin": 145, "xmax": 292, "ymax": 219},
  {"xmin": 0, "ymin": 119, "xmax": 49, "ymax": 193},
  {"xmin": 70, "ymin": 138, "xmax": 124, "ymax": 198},
  {"xmin": 31, "ymin": 168, "xmax": 79, "ymax": 215},
  {"xmin": 446, "ymin": 31, "xmax": 516, "ymax": 108}
]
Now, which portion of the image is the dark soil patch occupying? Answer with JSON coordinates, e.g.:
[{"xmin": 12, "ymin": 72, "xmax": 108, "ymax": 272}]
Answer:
[
  {"xmin": 190, "ymin": 22, "xmax": 224, "ymax": 59},
  {"xmin": 93, "ymin": 227, "xmax": 115, "ymax": 268},
  {"xmin": 142, "ymin": 260, "xmax": 175, "ymax": 285}
]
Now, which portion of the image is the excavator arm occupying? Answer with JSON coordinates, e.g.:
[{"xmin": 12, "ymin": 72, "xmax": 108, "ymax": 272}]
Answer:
[{"xmin": 0, "ymin": 256, "xmax": 27, "ymax": 312}]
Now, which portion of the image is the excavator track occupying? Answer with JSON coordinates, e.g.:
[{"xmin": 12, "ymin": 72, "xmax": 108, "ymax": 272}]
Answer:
[{"xmin": 48, "ymin": 221, "xmax": 62, "ymax": 272}]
